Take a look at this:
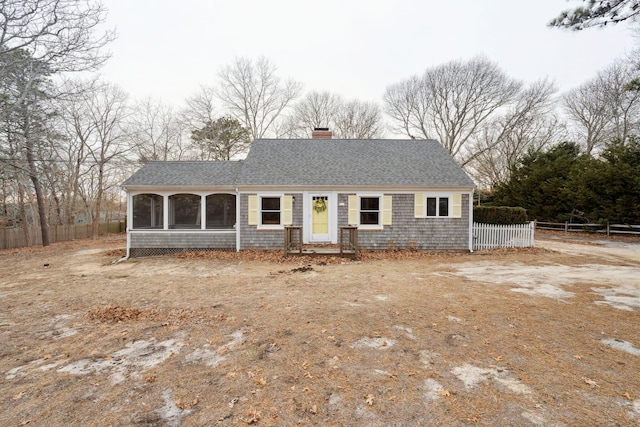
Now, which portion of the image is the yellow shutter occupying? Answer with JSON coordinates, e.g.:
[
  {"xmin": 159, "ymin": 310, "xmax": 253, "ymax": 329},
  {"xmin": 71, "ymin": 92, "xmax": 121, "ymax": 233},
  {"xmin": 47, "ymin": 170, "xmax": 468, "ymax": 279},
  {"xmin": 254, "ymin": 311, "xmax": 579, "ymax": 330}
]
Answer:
[
  {"xmin": 348, "ymin": 195, "xmax": 359, "ymax": 226},
  {"xmin": 282, "ymin": 195, "xmax": 293, "ymax": 225},
  {"xmin": 451, "ymin": 193, "xmax": 462, "ymax": 218},
  {"xmin": 414, "ymin": 194, "xmax": 424, "ymax": 218},
  {"xmin": 382, "ymin": 195, "xmax": 392, "ymax": 225},
  {"xmin": 248, "ymin": 195, "xmax": 258, "ymax": 225}
]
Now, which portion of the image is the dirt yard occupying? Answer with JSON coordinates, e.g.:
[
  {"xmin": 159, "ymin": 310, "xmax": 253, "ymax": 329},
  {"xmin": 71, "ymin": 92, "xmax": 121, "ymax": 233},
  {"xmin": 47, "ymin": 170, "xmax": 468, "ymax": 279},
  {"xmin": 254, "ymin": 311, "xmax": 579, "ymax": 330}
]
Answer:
[{"xmin": 1, "ymin": 231, "xmax": 639, "ymax": 426}]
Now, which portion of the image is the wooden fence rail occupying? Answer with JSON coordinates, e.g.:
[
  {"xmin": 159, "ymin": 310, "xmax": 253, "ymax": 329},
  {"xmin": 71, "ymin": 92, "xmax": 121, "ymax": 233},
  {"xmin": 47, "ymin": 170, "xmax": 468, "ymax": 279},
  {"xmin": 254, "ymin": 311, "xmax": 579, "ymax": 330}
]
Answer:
[
  {"xmin": 0, "ymin": 221, "xmax": 125, "ymax": 250},
  {"xmin": 473, "ymin": 221, "xmax": 535, "ymax": 250},
  {"xmin": 535, "ymin": 221, "xmax": 640, "ymax": 236}
]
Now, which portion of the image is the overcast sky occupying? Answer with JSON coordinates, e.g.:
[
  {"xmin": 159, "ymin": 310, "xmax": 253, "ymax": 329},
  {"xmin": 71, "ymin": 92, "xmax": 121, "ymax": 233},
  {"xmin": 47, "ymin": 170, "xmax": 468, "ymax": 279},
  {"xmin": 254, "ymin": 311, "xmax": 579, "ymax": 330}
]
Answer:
[{"xmin": 99, "ymin": 0, "xmax": 637, "ymax": 107}]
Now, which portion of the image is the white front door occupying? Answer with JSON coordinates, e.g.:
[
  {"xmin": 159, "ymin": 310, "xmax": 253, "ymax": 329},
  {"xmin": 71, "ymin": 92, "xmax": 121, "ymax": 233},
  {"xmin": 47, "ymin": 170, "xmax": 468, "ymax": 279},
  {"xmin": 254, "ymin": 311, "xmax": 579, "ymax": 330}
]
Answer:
[{"xmin": 310, "ymin": 195, "xmax": 330, "ymax": 242}]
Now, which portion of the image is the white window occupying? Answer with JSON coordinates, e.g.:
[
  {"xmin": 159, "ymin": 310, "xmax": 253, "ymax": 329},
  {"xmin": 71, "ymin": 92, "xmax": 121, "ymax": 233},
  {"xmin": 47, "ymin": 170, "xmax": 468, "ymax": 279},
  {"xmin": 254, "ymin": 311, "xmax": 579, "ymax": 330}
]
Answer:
[
  {"xmin": 415, "ymin": 193, "xmax": 462, "ymax": 218},
  {"xmin": 261, "ymin": 197, "xmax": 281, "ymax": 225},
  {"xmin": 426, "ymin": 196, "xmax": 449, "ymax": 217},
  {"xmin": 348, "ymin": 194, "xmax": 392, "ymax": 229},
  {"xmin": 248, "ymin": 195, "xmax": 293, "ymax": 229}
]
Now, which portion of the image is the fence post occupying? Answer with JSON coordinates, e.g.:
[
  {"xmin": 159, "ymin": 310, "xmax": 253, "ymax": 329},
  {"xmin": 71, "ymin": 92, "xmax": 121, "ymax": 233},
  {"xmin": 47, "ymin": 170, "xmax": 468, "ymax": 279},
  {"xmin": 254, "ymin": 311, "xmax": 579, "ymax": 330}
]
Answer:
[
  {"xmin": 607, "ymin": 221, "xmax": 610, "ymax": 236},
  {"xmin": 564, "ymin": 222, "xmax": 568, "ymax": 233}
]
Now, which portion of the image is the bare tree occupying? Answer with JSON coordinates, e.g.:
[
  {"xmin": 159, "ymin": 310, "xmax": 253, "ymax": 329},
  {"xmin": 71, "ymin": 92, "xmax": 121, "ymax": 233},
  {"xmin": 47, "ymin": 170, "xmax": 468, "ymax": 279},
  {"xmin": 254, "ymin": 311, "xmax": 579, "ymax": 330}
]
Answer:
[
  {"xmin": 0, "ymin": 0, "xmax": 114, "ymax": 246},
  {"xmin": 334, "ymin": 100, "xmax": 384, "ymax": 139},
  {"xmin": 563, "ymin": 60, "xmax": 640, "ymax": 155},
  {"xmin": 130, "ymin": 97, "xmax": 186, "ymax": 162},
  {"xmin": 601, "ymin": 60, "xmax": 640, "ymax": 143},
  {"xmin": 216, "ymin": 57, "xmax": 302, "ymax": 139},
  {"xmin": 383, "ymin": 76, "xmax": 421, "ymax": 139},
  {"xmin": 56, "ymin": 78, "xmax": 99, "ymax": 224},
  {"xmin": 0, "ymin": 0, "xmax": 115, "ymax": 73},
  {"xmin": 284, "ymin": 91, "xmax": 342, "ymax": 137},
  {"xmin": 60, "ymin": 80, "xmax": 132, "ymax": 238},
  {"xmin": 181, "ymin": 85, "xmax": 218, "ymax": 131},
  {"xmin": 284, "ymin": 91, "xmax": 385, "ymax": 138},
  {"xmin": 468, "ymin": 80, "xmax": 564, "ymax": 187},
  {"xmin": 383, "ymin": 56, "xmax": 522, "ymax": 165}
]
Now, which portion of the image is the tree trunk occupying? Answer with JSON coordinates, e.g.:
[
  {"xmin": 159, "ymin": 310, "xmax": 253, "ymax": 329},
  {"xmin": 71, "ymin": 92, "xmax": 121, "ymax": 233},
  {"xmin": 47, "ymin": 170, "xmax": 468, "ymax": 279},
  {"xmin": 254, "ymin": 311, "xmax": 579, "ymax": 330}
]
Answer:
[
  {"xmin": 17, "ymin": 182, "xmax": 31, "ymax": 247},
  {"xmin": 25, "ymin": 141, "xmax": 49, "ymax": 246},
  {"xmin": 91, "ymin": 164, "xmax": 104, "ymax": 240}
]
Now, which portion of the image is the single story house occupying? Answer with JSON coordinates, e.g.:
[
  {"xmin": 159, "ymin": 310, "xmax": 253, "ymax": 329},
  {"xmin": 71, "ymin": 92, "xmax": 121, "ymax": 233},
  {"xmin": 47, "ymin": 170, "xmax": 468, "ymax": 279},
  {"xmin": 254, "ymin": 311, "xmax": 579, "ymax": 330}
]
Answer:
[{"xmin": 122, "ymin": 130, "xmax": 476, "ymax": 257}]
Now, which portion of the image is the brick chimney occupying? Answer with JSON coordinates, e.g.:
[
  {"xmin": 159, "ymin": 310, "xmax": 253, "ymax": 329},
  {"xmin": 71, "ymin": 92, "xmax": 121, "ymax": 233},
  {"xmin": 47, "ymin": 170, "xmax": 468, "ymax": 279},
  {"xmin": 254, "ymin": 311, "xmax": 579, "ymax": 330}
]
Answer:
[{"xmin": 312, "ymin": 127, "xmax": 332, "ymax": 139}]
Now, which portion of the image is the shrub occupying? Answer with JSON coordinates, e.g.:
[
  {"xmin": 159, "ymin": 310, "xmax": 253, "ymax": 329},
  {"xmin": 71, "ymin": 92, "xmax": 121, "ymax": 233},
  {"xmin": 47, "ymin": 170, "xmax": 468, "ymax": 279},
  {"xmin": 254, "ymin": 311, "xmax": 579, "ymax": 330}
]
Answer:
[{"xmin": 474, "ymin": 206, "xmax": 528, "ymax": 225}]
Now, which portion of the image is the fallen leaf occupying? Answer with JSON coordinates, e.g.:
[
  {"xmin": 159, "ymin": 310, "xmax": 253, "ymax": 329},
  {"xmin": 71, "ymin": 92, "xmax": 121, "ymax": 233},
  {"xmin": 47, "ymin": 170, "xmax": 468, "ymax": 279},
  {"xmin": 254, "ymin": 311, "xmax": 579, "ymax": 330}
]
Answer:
[
  {"xmin": 493, "ymin": 355, "xmax": 503, "ymax": 362},
  {"xmin": 441, "ymin": 389, "xmax": 451, "ymax": 397},
  {"xmin": 304, "ymin": 372, "xmax": 313, "ymax": 378},
  {"xmin": 310, "ymin": 404, "xmax": 318, "ymax": 414},
  {"xmin": 258, "ymin": 377, "xmax": 267, "ymax": 385},
  {"xmin": 623, "ymin": 392, "xmax": 633, "ymax": 401},
  {"xmin": 583, "ymin": 378, "xmax": 599, "ymax": 388},
  {"xmin": 365, "ymin": 394, "xmax": 374, "ymax": 406},
  {"xmin": 303, "ymin": 387, "xmax": 311, "ymax": 392},
  {"xmin": 19, "ymin": 421, "xmax": 31, "ymax": 426},
  {"xmin": 573, "ymin": 355, "xmax": 583, "ymax": 360},
  {"xmin": 246, "ymin": 409, "xmax": 261, "ymax": 424},
  {"xmin": 13, "ymin": 391, "xmax": 25, "ymax": 400},
  {"xmin": 146, "ymin": 376, "xmax": 156, "ymax": 383}
]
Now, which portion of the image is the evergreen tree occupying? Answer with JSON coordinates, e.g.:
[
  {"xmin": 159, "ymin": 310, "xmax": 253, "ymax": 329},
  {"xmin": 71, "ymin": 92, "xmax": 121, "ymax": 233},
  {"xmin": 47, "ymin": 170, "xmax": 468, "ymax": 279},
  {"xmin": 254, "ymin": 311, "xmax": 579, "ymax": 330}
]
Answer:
[
  {"xmin": 570, "ymin": 138, "xmax": 640, "ymax": 222},
  {"xmin": 494, "ymin": 142, "xmax": 584, "ymax": 221}
]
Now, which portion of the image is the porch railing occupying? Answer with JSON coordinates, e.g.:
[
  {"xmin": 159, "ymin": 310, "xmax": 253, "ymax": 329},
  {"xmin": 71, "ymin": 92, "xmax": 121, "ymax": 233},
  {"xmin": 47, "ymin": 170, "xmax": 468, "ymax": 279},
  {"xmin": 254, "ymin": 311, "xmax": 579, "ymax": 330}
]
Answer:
[
  {"xmin": 340, "ymin": 226, "xmax": 358, "ymax": 258},
  {"xmin": 284, "ymin": 226, "xmax": 302, "ymax": 256}
]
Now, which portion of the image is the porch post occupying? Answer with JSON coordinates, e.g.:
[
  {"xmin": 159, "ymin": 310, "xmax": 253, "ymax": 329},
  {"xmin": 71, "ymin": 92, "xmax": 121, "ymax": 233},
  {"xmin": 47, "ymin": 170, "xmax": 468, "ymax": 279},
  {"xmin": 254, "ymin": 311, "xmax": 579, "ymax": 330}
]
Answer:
[
  {"xmin": 201, "ymin": 194, "xmax": 207, "ymax": 230},
  {"xmin": 163, "ymin": 194, "xmax": 169, "ymax": 230},
  {"xmin": 235, "ymin": 191, "xmax": 241, "ymax": 251}
]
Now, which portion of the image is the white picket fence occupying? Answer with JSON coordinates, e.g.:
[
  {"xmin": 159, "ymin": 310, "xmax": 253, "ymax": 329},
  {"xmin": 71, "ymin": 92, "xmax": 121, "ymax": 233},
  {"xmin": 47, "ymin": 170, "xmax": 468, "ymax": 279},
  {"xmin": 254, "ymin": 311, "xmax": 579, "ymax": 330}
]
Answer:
[{"xmin": 473, "ymin": 221, "xmax": 535, "ymax": 250}]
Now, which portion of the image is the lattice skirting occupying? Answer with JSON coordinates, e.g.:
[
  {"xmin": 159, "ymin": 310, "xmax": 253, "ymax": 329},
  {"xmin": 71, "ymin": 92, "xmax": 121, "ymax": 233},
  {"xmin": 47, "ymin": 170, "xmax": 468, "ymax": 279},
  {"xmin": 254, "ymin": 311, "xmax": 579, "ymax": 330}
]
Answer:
[{"xmin": 129, "ymin": 247, "xmax": 235, "ymax": 258}]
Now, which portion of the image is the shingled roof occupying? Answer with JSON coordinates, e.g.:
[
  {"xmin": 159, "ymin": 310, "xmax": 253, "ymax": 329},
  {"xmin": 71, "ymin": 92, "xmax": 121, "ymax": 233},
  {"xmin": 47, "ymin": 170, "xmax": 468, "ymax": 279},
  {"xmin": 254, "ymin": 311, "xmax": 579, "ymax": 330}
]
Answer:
[
  {"xmin": 122, "ymin": 139, "xmax": 474, "ymax": 188},
  {"xmin": 238, "ymin": 139, "xmax": 474, "ymax": 187},
  {"xmin": 122, "ymin": 161, "xmax": 242, "ymax": 187}
]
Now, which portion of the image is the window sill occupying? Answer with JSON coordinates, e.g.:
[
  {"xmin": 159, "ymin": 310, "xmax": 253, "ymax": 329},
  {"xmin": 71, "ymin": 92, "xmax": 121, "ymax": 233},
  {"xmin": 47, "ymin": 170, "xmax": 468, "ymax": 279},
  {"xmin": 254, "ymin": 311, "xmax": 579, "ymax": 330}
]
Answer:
[
  {"xmin": 358, "ymin": 224, "xmax": 384, "ymax": 231},
  {"xmin": 256, "ymin": 224, "xmax": 285, "ymax": 231}
]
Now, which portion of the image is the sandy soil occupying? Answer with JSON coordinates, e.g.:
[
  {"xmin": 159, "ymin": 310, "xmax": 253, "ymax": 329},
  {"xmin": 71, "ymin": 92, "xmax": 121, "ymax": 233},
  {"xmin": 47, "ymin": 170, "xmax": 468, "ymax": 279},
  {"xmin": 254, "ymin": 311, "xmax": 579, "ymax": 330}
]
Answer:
[{"xmin": 1, "ymin": 231, "xmax": 639, "ymax": 426}]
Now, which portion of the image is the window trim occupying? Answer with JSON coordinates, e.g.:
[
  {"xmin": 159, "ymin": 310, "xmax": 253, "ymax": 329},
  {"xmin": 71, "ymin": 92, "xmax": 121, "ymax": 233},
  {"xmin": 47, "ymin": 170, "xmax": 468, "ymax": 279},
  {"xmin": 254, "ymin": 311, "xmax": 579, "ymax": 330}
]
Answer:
[
  {"xmin": 350, "ymin": 193, "xmax": 385, "ymax": 230},
  {"xmin": 251, "ymin": 193, "xmax": 293, "ymax": 230},
  {"xmin": 419, "ymin": 193, "xmax": 452, "ymax": 218},
  {"xmin": 260, "ymin": 195, "xmax": 282, "ymax": 228}
]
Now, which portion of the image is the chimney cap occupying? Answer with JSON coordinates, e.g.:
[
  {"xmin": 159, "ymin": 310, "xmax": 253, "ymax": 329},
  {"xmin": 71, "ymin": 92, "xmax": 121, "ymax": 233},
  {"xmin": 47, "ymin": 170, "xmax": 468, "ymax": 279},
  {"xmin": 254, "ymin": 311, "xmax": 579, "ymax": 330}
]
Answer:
[{"xmin": 311, "ymin": 128, "xmax": 332, "ymax": 139}]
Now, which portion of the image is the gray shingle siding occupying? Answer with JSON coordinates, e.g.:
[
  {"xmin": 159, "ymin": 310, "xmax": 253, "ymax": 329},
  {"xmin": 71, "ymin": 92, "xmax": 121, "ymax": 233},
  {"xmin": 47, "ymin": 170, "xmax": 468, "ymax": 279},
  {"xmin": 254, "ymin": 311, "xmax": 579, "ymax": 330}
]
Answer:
[
  {"xmin": 239, "ymin": 193, "xmax": 303, "ymax": 250},
  {"xmin": 130, "ymin": 231, "xmax": 236, "ymax": 250},
  {"xmin": 337, "ymin": 193, "xmax": 469, "ymax": 251}
]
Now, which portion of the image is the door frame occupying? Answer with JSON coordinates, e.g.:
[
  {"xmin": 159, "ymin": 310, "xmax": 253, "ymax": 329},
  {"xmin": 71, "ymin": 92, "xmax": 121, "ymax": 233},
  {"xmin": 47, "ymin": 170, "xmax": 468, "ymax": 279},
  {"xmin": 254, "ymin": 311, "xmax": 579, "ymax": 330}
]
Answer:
[{"xmin": 304, "ymin": 192, "xmax": 337, "ymax": 243}]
